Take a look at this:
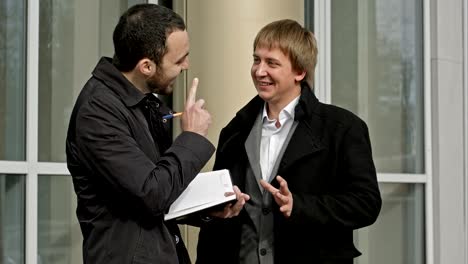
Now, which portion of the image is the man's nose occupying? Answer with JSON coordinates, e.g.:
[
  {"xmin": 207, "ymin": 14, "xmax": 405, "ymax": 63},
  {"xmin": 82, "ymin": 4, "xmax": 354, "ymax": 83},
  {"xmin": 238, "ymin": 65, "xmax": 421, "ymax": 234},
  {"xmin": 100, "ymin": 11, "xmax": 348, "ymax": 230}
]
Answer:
[
  {"xmin": 255, "ymin": 63, "xmax": 267, "ymax": 76},
  {"xmin": 181, "ymin": 57, "xmax": 189, "ymax": 70}
]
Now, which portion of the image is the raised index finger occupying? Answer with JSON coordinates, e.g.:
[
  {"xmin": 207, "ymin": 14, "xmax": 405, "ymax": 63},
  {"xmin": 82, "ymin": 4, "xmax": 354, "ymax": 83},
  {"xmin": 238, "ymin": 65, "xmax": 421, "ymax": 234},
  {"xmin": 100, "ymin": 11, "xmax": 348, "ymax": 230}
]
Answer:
[{"xmin": 186, "ymin": 77, "xmax": 199, "ymax": 107}]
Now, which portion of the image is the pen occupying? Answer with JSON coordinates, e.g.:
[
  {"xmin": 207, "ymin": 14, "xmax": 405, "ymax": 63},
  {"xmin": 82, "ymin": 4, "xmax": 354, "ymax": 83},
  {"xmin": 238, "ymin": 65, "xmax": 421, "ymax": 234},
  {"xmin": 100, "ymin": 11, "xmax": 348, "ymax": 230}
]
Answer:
[{"xmin": 162, "ymin": 112, "xmax": 183, "ymax": 120}]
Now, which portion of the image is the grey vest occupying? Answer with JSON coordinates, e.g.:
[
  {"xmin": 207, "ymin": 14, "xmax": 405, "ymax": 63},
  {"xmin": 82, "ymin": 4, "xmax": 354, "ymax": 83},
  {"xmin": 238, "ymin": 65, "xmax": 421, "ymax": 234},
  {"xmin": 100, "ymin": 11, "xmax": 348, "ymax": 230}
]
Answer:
[{"xmin": 239, "ymin": 113, "xmax": 298, "ymax": 264}]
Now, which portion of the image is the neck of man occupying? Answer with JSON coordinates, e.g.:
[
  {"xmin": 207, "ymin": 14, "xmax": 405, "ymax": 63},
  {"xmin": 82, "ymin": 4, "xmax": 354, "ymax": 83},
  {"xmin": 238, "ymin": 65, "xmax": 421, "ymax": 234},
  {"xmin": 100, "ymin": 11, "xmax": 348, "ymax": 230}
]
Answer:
[
  {"xmin": 122, "ymin": 71, "xmax": 150, "ymax": 94},
  {"xmin": 266, "ymin": 84, "xmax": 301, "ymax": 120}
]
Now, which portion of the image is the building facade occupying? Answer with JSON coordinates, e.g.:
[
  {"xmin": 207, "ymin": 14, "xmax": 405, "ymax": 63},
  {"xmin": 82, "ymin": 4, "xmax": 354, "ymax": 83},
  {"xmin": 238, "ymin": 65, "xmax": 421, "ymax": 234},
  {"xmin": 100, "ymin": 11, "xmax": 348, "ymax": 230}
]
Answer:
[{"xmin": 0, "ymin": 0, "xmax": 466, "ymax": 263}]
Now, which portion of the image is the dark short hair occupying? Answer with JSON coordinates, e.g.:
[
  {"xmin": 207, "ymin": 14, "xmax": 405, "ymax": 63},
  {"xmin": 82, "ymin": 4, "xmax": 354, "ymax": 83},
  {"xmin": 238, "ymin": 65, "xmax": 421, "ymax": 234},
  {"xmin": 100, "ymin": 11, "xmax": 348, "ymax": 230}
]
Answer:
[
  {"xmin": 112, "ymin": 4, "xmax": 186, "ymax": 72},
  {"xmin": 254, "ymin": 19, "xmax": 318, "ymax": 86}
]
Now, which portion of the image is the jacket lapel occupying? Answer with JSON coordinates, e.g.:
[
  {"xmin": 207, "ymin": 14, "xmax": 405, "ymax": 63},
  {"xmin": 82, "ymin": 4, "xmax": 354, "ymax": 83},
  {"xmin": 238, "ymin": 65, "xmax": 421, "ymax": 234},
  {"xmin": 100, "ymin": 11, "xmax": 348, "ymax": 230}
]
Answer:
[
  {"xmin": 279, "ymin": 119, "xmax": 325, "ymax": 172},
  {"xmin": 244, "ymin": 113, "xmax": 263, "ymax": 192}
]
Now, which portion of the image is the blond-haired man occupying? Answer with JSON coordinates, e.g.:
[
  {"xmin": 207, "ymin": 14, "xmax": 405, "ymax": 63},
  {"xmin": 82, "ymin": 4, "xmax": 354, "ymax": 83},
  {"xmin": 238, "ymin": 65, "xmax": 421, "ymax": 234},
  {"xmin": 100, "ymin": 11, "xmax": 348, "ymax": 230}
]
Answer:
[{"xmin": 196, "ymin": 19, "xmax": 381, "ymax": 264}]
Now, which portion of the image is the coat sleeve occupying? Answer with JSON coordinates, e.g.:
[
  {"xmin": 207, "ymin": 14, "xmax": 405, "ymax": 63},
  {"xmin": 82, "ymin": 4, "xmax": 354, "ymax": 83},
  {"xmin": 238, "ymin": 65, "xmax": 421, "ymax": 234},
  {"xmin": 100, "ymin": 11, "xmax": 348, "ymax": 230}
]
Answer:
[{"xmin": 71, "ymin": 94, "xmax": 215, "ymax": 217}]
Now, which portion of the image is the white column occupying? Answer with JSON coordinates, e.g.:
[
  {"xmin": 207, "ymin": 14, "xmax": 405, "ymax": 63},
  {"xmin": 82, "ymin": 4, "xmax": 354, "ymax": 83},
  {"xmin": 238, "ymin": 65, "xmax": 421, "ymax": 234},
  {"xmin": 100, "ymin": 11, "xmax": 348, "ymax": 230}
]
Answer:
[
  {"xmin": 431, "ymin": 0, "xmax": 466, "ymax": 263},
  {"xmin": 172, "ymin": 0, "xmax": 304, "ymax": 260}
]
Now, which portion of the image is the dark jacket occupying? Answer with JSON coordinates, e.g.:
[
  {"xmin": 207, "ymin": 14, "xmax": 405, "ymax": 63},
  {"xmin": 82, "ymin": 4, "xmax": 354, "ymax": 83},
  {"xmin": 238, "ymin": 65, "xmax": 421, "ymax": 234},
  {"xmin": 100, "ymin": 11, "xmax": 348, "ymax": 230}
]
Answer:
[
  {"xmin": 196, "ymin": 84, "xmax": 381, "ymax": 264},
  {"xmin": 66, "ymin": 57, "xmax": 215, "ymax": 264}
]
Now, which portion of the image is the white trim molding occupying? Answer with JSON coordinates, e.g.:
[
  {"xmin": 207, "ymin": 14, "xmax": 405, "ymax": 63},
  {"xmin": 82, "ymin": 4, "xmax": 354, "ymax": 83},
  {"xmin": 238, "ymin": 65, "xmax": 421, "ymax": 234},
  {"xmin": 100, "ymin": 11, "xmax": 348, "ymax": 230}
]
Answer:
[
  {"xmin": 0, "ymin": 161, "xmax": 28, "ymax": 174},
  {"xmin": 26, "ymin": 0, "xmax": 39, "ymax": 263},
  {"xmin": 313, "ymin": 0, "xmax": 331, "ymax": 104},
  {"xmin": 423, "ymin": 0, "xmax": 434, "ymax": 263},
  {"xmin": 463, "ymin": 0, "xmax": 468, "ymax": 262}
]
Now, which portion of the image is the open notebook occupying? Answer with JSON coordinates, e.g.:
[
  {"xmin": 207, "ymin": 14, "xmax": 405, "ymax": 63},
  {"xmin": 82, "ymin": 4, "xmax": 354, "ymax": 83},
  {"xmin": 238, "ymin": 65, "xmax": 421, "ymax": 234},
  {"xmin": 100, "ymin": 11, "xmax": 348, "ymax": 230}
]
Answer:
[{"xmin": 164, "ymin": 169, "xmax": 236, "ymax": 220}]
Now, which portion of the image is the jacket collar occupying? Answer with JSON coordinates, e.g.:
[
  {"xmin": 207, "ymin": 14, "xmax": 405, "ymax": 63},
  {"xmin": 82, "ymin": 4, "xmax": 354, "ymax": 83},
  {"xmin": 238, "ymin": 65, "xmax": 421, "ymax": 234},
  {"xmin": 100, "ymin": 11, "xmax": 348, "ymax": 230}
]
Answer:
[
  {"xmin": 234, "ymin": 82, "xmax": 319, "ymax": 128},
  {"xmin": 221, "ymin": 83, "xmax": 324, "ymax": 169},
  {"xmin": 219, "ymin": 82, "xmax": 320, "ymax": 151},
  {"xmin": 295, "ymin": 82, "xmax": 319, "ymax": 121},
  {"xmin": 92, "ymin": 57, "xmax": 146, "ymax": 108}
]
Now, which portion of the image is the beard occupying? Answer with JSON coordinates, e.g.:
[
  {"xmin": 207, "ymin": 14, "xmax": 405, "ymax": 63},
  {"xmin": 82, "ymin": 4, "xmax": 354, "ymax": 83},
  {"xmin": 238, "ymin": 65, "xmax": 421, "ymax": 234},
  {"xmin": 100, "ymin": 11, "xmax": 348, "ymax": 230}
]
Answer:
[
  {"xmin": 147, "ymin": 79, "xmax": 173, "ymax": 95},
  {"xmin": 146, "ymin": 67, "xmax": 175, "ymax": 95}
]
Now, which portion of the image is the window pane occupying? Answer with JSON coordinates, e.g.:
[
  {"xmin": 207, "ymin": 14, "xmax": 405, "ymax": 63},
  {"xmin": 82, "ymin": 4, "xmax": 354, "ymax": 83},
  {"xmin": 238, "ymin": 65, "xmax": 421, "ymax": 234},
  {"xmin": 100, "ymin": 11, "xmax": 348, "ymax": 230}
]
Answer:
[
  {"xmin": 330, "ymin": 0, "xmax": 424, "ymax": 173},
  {"xmin": 38, "ymin": 175, "xmax": 81, "ymax": 264},
  {"xmin": 0, "ymin": 0, "xmax": 26, "ymax": 161},
  {"xmin": 0, "ymin": 174, "xmax": 25, "ymax": 264},
  {"xmin": 354, "ymin": 183, "xmax": 425, "ymax": 264},
  {"xmin": 38, "ymin": 0, "xmax": 145, "ymax": 162}
]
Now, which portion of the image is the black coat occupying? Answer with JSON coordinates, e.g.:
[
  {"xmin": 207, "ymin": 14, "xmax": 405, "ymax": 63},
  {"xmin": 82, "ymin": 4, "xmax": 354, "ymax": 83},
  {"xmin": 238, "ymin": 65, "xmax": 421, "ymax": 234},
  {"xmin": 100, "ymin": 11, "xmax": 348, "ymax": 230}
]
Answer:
[
  {"xmin": 196, "ymin": 84, "xmax": 381, "ymax": 264},
  {"xmin": 66, "ymin": 57, "xmax": 215, "ymax": 264}
]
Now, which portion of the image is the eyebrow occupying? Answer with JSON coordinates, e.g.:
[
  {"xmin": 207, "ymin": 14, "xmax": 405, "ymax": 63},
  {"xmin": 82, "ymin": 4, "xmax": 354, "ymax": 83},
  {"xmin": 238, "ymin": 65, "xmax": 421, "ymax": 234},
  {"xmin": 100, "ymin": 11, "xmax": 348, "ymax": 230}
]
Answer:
[
  {"xmin": 253, "ymin": 54, "xmax": 280, "ymax": 63},
  {"xmin": 176, "ymin": 52, "xmax": 189, "ymax": 63}
]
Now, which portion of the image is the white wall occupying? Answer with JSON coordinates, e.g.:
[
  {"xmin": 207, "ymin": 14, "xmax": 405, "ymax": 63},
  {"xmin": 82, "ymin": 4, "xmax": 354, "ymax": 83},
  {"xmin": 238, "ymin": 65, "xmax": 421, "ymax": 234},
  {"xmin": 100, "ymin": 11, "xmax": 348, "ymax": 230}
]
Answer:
[{"xmin": 430, "ymin": 0, "xmax": 467, "ymax": 263}]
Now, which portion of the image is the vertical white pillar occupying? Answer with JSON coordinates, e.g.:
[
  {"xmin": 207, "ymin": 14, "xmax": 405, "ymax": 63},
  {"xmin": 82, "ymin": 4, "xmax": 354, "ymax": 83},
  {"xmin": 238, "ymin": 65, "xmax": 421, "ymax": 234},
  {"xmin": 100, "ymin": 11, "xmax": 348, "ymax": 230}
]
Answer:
[
  {"xmin": 26, "ymin": 0, "xmax": 39, "ymax": 263},
  {"xmin": 173, "ymin": 0, "xmax": 304, "ymax": 260}
]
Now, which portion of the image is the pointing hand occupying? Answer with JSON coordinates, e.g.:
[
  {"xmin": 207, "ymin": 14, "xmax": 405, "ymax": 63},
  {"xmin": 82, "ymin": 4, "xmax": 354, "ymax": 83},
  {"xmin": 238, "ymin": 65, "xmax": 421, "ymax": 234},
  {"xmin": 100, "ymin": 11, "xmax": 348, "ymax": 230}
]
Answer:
[{"xmin": 181, "ymin": 78, "xmax": 212, "ymax": 137}]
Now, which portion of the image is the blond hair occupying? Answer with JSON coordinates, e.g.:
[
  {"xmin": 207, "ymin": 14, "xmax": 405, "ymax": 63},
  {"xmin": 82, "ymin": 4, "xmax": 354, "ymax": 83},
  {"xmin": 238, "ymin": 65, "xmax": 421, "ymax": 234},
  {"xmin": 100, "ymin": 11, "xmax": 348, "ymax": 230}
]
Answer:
[{"xmin": 253, "ymin": 19, "xmax": 318, "ymax": 87}]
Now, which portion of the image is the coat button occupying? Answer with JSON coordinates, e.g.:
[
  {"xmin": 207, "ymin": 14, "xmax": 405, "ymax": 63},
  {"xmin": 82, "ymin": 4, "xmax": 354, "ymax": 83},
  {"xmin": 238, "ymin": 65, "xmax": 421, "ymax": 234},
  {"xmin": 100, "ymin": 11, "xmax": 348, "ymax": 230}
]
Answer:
[
  {"xmin": 174, "ymin": 235, "xmax": 179, "ymax": 244},
  {"xmin": 262, "ymin": 208, "xmax": 270, "ymax": 215},
  {"xmin": 260, "ymin": 248, "xmax": 267, "ymax": 256}
]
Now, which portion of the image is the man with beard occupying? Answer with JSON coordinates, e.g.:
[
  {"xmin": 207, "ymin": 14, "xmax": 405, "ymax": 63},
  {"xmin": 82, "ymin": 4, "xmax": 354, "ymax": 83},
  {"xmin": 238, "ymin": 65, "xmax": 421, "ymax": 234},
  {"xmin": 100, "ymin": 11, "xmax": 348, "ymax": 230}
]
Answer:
[{"xmin": 66, "ymin": 4, "xmax": 215, "ymax": 264}]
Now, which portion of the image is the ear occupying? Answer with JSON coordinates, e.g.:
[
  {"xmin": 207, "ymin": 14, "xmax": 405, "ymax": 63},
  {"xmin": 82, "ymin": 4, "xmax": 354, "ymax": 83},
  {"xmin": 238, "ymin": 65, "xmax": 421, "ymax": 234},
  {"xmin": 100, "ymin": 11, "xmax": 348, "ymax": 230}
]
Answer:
[
  {"xmin": 294, "ymin": 71, "xmax": 306, "ymax": 82},
  {"xmin": 137, "ymin": 58, "xmax": 156, "ymax": 77}
]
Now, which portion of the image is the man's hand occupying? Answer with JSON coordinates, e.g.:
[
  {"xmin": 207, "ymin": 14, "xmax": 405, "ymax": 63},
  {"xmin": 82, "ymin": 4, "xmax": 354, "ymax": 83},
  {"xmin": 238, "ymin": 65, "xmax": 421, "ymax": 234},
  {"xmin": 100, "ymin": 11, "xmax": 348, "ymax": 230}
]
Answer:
[
  {"xmin": 260, "ymin": 175, "xmax": 293, "ymax": 218},
  {"xmin": 181, "ymin": 78, "xmax": 212, "ymax": 137},
  {"xmin": 209, "ymin": 186, "xmax": 250, "ymax": 218}
]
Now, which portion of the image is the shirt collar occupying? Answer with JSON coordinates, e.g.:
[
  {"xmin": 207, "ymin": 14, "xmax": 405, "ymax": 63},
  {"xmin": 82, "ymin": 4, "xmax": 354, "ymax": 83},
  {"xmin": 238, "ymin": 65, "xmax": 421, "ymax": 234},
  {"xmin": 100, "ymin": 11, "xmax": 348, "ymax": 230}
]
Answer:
[{"xmin": 262, "ymin": 95, "xmax": 300, "ymax": 122}]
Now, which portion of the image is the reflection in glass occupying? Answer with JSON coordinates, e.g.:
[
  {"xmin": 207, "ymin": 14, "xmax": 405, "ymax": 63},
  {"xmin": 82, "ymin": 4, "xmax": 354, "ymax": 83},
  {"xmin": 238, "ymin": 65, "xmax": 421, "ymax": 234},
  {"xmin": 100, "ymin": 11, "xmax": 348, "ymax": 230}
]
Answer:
[
  {"xmin": 0, "ymin": 0, "xmax": 26, "ymax": 161},
  {"xmin": 354, "ymin": 183, "xmax": 425, "ymax": 264},
  {"xmin": 0, "ymin": 174, "xmax": 25, "ymax": 264},
  {"xmin": 330, "ymin": 0, "xmax": 424, "ymax": 173},
  {"xmin": 38, "ymin": 175, "xmax": 81, "ymax": 264},
  {"xmin": 38, "ymin": 0, "xmax": 145, "ymax": 162}
]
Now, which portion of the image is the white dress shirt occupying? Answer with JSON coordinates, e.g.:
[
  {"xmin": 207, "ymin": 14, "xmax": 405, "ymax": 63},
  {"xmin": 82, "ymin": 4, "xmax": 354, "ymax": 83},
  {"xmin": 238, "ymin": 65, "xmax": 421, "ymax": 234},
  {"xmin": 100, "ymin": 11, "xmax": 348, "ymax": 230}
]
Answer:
[{"xmin": 259, "ymin": 96, "xmax": 299, "ymax": 181}]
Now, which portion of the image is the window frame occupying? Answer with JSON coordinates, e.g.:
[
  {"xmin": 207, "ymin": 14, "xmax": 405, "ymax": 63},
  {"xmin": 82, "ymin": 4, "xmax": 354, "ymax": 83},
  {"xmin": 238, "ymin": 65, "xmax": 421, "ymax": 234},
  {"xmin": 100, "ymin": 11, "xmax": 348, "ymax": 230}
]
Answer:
[
  {"xmin": 0, "ymin": 0, "xmax": 439, "ymax": 263},
  {"xmin": 313, "ymin": 0, "xmax": 433, "ymax": 263},
  {"xmin": 3, "ymin": 0, "xmax": 158, "ymax": 263}
]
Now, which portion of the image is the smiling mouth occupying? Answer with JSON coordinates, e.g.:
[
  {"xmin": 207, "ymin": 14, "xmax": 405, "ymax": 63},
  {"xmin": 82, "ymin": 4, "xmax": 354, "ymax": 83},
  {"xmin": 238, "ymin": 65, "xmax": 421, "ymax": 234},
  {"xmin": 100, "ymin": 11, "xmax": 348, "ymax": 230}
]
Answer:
[{"xmin": 258, "ymin": 81, "xmax": 273, "ymax": 86}]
